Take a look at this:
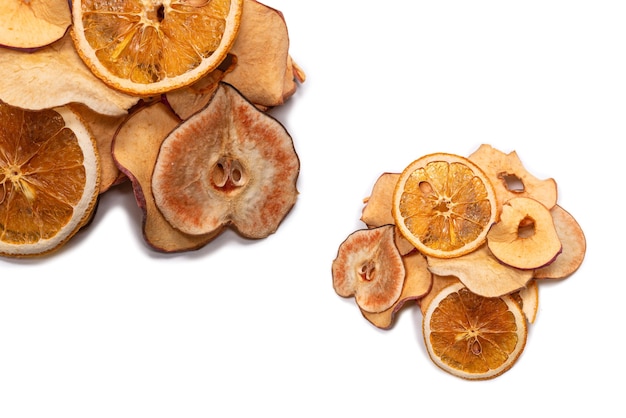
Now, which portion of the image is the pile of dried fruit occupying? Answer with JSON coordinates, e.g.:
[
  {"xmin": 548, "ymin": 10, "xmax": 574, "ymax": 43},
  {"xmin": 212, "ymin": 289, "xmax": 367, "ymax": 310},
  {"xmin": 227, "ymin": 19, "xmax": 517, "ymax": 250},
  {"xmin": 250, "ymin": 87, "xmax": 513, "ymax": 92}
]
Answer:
[
  {"xmin": 0, "ymin": 0, "xmax": 304, "ymax": 257},
  {"xmin": 332, "ymin": 144, "xmax": 586, "ymax": 380}
]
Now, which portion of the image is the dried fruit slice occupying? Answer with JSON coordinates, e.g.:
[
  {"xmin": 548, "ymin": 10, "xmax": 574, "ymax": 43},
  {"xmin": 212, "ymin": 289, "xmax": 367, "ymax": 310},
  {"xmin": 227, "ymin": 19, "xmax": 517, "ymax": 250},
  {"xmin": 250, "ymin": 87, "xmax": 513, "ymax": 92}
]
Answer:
[
  {"xmin": 0, "ymin": 0, "xmax": 71, "ymax": 49},
  {"xmin": 468, "ymin": 144, "xmax": 558, "ymax": 213},
  {"xmin": 0, "ymin": 34, "xmax": 140, "ymax": 116},
  {"xmin": 361, "ymin": 172, "xmax": 400, "ymax": 228},
  {"xmin": 512, "ymin": 280, "xmax": 539, "ymax": 324},
  {"xmin": 534, "ymin": 205, "xmax": 586, "ymax": 279},
  {"xmin": 71, "ymin": 0, "xmax": 243, "ymax": 95},
  {"xmin": 332, "ymin": 226, "xmax": 405, "ymax": 313},
  {"xmin": 362, "ymin": 250, "xmax": 432, "ymax": 329},
  {"xmin": 422, "ymin": 282, "xmax": 527, "ymax": 380},
  {"xmin": 487, "ymin": 197, "xmax": 562, "ymax": 270},
  {"xmin": 112, "ymin": 101, "xmax": 220, "ymax": 252},
  {"xmin": 0, "ymin": 101, "xmax": 100, "ymax": 257},
  {"xmin": 392, "ymin": 153, "xmax": 497, "ymax": 259},
  {"xmin": 426, "ymin": 245, "xmax": 533, "ymax": 298},
  {"xmin": 152, "ymin": 83, "xmax": 299, "ymax": 238}
]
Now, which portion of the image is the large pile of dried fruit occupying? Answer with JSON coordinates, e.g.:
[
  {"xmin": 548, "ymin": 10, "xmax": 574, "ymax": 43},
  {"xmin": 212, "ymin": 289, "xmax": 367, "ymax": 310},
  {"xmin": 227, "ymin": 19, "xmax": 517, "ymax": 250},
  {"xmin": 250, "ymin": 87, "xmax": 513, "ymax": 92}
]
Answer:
[
  {"xmin": 332, "ymin": 144, "xmax": 586, "ymax": 380},
  {"xmin": 0, "ymin": 0, "xmax": 304, "ymax": 257}
]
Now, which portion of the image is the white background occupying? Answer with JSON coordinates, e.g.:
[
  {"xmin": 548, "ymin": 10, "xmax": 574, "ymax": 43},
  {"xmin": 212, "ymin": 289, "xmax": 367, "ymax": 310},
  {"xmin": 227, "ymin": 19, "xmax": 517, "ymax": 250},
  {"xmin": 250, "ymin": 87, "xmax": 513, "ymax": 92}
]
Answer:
[{"xmin": 0, "ymin": 1, "xmax": 623, "ymax": 417}]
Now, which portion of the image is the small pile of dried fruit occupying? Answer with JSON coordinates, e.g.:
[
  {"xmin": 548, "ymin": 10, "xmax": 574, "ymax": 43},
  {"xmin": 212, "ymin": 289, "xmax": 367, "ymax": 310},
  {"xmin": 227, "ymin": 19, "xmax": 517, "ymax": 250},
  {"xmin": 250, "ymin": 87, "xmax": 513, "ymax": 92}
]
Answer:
[
  {"xmin": 0, "ymin": 0, "xmax": 304, "ymax": 257},
  {"xmin": 332, "ymin": 144, "xmax": 586, "ymax": 380}
]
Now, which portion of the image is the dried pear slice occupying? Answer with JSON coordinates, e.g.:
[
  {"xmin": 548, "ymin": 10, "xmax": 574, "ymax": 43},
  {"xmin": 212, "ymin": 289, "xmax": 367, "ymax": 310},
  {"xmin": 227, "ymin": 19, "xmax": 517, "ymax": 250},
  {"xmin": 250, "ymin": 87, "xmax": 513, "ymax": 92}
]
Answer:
[
  {"xmin": 152, "ymin": 83, "xmax": 299, "ymax": 239},
  {"xmin": 0, "ymin": 34, "xmax": 140, "ymax": 116},
  {"xmin": 332, "ymin": 226, "xmax": 405, "ymax": 314},
  {"xmin": 361, "ymin": 172, "xmax": 399, "ymax": 228},
  {"xmin": 512, "ymin": 280, "xmax": 539, "ymax": 324},
  {"xmin": 534, "ymin": 205, "xmax": 586, "ymax": 279},
  {"xmin": 222, "ymin": 0, "xmax": 299, "ymax": 108},
  {"xmin": 0, "ymin": 0, "xmax": 71, "ymax": 49},
  {"xmin": 362, "ymin": 251, "xmax": 432, "ymax": 329},
  {"xmin": 487, "ymin": 197, "xmax": 562, "ymax": 270},
  {"xmin": 112, "ymin": 101, "xmax": 221, "ymax": 252},
  {"xmin": 468, "ymin": 144, "xmax": 558, "ymax": 213},
  {"xmin": 427, "ymin": 245, "xmax": 533, "ymax": 298}
]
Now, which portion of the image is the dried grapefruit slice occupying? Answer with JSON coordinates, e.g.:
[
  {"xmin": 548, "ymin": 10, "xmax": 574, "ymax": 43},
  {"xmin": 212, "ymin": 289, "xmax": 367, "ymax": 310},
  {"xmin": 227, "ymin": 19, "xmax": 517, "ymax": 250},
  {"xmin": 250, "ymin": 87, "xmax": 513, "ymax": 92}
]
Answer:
[
  {"xmin": 392, "ymin": 153, "xmax": 497, "ymax": 259},
  {"xmin": 71, "ymin": 0, "xmax": 243, "ymax": 95},
  {"xmin": 0, "ymin": 101, "xmax": 100, "ymax": 257},
  {"xmin": 422, "ymin": 282, "xmax": 527, "ymax": 380}
]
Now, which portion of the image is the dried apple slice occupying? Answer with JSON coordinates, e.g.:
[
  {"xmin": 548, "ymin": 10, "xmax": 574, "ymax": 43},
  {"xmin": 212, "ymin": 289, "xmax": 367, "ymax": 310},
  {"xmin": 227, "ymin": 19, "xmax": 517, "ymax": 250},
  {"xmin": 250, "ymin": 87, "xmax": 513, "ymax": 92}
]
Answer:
[
  {"xmin": 362, "ymin": 251, "xmax": 432, "ymax": 329},
  {"xmin": 0, "ymin": 34, "xmax": 140, "ymax": 116},
  {"xmin": 332, "ymin": 226, "xmax": 405, "ymax": 314},
  {"xmin": 468, "ymin": 144, "xmax": 558, "ymax": 213},
  {"xmin": 152, "ymin": 83, "xmax": 299, "ymax": 239},
  {"xmin": 534, "ymin": 205, "xmax": 586, "ymax": 279},
  {"xmin": 113, "ymin": 101, "xmax": 221, "ymax": 252},
  {"xmin": 361, "ymin": 172, "xmax": 400, "ymax": 228},
  {"xmin": 222, "ymin": 0, "xmax": 301, "ymax": 108},
  {"xmin": 68, "ymin": 103, "xmax": 128, "ymax": 194},
  {"xmin": 487, "ymin": 197, "xmax": 562, "ymax": 270},
  {"xmin": 0, "ymin": 0, "xmax": 71, "ymax": 49},
  {"xmin": 427, "ymin": 245, "xmax": 533, "ymax": 298}
]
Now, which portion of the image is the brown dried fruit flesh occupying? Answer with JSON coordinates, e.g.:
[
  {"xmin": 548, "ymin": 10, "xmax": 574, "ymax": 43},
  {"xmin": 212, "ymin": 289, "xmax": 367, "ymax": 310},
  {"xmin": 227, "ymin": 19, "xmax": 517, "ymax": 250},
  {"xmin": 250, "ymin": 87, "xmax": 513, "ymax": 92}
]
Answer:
[
  {"xmin": 152, "ymin": 83, "xmax": 299, "ymax": 239},
  {"xmin": 427, "ymin": 245, "xmax": 533, "ymax": 298},
  {"xmin": 534, "ymin": 205, "xmax": 586, "ymax": 279},
  {"xmin": 362, "ymin": 251, "xmax": 432, "ymax": 329},
  {"xmin": 468, "ymin": 144, "xmax": 558, "ymax": 213},
  {"xmin": 487, "ymin": 197, "xmax": 562, "ymax": 270},
  {"xmin": 0, "ymin": 0, "xmax": 71, "ymax": 49},
  {"xmin": 332, "ymin": 225, "xmax": 405, "ymax": 314},
  {"xmin": 112, "ymin": 101, "xmax": 221, "ymax": 252},
  {"xmin": 0, "ymin": 34, "xmax": 140, "ymax": 116},
  {"xmin": 361, "ymin": 172, "xmax": 400, "ymax": 228}
]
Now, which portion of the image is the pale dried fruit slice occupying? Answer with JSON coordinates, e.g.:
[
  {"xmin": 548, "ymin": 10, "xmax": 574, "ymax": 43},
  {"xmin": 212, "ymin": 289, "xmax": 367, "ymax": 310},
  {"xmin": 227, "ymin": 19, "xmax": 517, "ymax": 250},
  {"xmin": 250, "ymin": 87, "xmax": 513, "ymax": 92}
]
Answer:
[
  {"xmin": 0, "ymin": 101, "xmax": 100, "ymax": 257},
  {"xmin": 152, "ymin": 83, "xmax": 299, "ymax": 238},
  {"xmin": 361, "ymin": 172, "xmax": 400, "ymax": 228},
  {"xmin": 332, "ymin": 226, "xmax": 405, "ymax": 313},
  {"xmin": 534, "ymin": 205, "xmax": 586, "ymax": 279},
  {"xmin": 71, "ymin": 0, "xmax": 243, "ymax": 95},
  {"xmin": 487, "ymin": 197, "xmax": 562, "ymax": 270},
  {"xmin": 422, "ymin": 281, "xmax": 528, "ymax": 380},
  {"xmin": 222, "ymin": 0, "xmax": 298, "ymax": 107},
  {"xmin": 0, "ymin": 34, "xmax": 140, "ymax": 116},
  {"xmin": 362, "ymin": 250, "xmax": 432, "ymax": 329},
  {"xmin": 112, "ymin": 101, "xmax": 220, "ymax": 252},
  {"xmin": 0, "ymin": 0, "xmax": 71, "ymax": 49},
  {"xmin": 419, "ymin": 274, "xmax": 460, "ymax": 316},
  {"xmin": 512, "ymin": 280, "xmax": 539, "ymax": 324},
  {"xmin": 392, "ymin": 153, "xmax": 497, "ymax": 259},
  {"xmin": 468, "ymin": 144, "xmax": 558, "ymax": 213},
  {"xmin": 426, "ymin": 245, "xmax": 533, "ymax": 298},
  {"xmin": 69, "ymin": 103, "xmax": 128, "ymax": 193}
]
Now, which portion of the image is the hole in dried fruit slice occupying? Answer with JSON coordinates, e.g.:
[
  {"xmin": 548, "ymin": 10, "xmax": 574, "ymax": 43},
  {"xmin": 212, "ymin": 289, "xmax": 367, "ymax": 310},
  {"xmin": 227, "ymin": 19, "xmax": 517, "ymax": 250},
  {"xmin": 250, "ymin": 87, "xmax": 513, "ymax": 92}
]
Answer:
[
  {"xmin": 487, "ymin": 197, "xmax": 562, "ymax": 270},
  {"xmin": 0, "ymin": 102, "xmax": 100, "ymax": 257},
  {"xmin": 332, "ymin": 225, "xmax": 405, "ymax": 314},
  {"xmin": 392, "ymin": 153, "xmax": 497, "ymax": 259},
  {"xmin": 0, "ymin": 0, "xmax": 71, "ymax": 49},
  {"xmin": 71, "ymin": 0, "xmax": 243, "ymax": 95},
  {"xmin": 422, "ymin": 282, "xmax": 528, "ymax": 380},
  {"xmin": 152, "ymin": 83, "xmax": 299, "ymax": 239}
]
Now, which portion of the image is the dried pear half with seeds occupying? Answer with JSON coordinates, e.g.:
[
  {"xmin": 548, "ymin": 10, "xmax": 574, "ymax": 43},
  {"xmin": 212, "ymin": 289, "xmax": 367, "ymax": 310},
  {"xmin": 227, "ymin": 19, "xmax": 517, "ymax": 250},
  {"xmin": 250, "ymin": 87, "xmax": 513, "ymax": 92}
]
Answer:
[{"xmin": 152, "ymin": 82, "xmax": 299, "ymax": 239}]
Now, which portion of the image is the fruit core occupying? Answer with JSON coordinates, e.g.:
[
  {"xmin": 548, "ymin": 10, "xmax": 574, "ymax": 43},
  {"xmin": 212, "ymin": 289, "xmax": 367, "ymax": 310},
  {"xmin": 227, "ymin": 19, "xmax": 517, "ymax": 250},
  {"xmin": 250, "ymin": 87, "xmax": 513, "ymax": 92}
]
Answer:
[
  {"xmin": 211, "ymin": 157, "xmax": 247, "ymax": 193},
  {"xmin": 358, "ymin": 260, "xmax": 376, "ymax": 282},
  {"xmin": 1, "ymin": 165, "xmax": 36, "ymax": 202}
]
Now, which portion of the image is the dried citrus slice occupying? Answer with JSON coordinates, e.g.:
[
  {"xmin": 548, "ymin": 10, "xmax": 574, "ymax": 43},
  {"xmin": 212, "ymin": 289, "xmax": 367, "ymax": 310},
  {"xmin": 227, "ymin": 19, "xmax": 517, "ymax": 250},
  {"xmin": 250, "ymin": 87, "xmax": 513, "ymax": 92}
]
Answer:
[
  {"xmin": 422, "ymin": 282, "xmax": 527, "ymax": 380},
  {"xmin": 0, "ymin": 101, "xmax": 100, "ymax": 257},
  {"xmin": 71, "ymin": 0, "xmax": 243, "ymax": 95},
  {"xmin": 392, "ymin": 153, "xmax": 497, "ymax": 259}
]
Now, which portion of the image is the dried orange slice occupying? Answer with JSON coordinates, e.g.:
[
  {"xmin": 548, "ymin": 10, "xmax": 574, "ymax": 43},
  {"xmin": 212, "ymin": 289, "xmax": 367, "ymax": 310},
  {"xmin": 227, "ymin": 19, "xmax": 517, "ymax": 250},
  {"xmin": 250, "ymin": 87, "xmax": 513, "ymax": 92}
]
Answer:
[
  {"xmin": 0, "ymin": 102, "xmax": 100, "ymax": 257},
  {"xmin": 71, "ymin": 0, "xmax": 243, "ymax": 95},
  {"xmin": 392, "ymin": 153, "xmax": 497, "ymax": 259},
  {"xmin": 422, "ymin": 282, "xmax": 527, "ymax": 380}
]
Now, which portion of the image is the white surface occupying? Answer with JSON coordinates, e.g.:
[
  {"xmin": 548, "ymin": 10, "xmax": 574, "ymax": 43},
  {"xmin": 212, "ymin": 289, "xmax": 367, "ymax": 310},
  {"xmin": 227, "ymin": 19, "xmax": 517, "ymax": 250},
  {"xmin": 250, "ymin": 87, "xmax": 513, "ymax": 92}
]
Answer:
[{"xmin": 0, "ymin": 1, "xmax": 623, "ymax": 417}]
